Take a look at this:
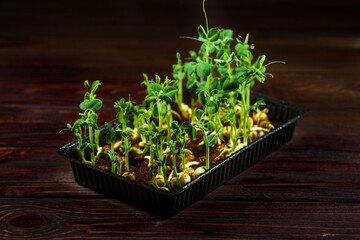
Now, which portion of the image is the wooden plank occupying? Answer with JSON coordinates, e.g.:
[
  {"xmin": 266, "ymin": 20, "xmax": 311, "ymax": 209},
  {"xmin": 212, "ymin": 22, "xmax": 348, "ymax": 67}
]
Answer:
[{"xmin": 0, "ymin": 199, "xmax": 360, "ymax": 239}]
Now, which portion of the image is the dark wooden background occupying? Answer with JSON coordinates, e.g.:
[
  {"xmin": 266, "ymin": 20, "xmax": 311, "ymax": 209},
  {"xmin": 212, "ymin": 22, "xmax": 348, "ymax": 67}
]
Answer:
[{"xmin": 0, "ymin": 0, "xmax": 359, "ymax": 239}]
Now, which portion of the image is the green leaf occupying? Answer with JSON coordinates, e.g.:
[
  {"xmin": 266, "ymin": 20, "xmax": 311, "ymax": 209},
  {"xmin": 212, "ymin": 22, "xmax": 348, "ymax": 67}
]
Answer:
[
  {"xmin": 147, "ymin": 82, "xmax": 162, "ymax": 95},
  {"xmin": 207, "ymin": 27, "xmax": 220, "ymax": 42},
  {"xmin": 186, "ymin": 77, "xmax": 196, "ymax": 89},
  {"xmin": 189, "ymin": 127, "xmax": 197, "ymax": 140},
  {"xmin": 173, "ymin": 71, "xmax": 185, "ymax": 80},
  {"xmin": 260, "ymin": 66, "xmax": 266, "ymax": 73},
  {"xmin": 104, "ymin": 122, "xmax": 112, "ymax": 132},
  {"xmin": 244, "ymin": 33, "xmax": 249, "ymax": 44},
  {"xmin": 172, "ymin": 121, "xmax": 181, "ymax": 135},
  {"xmin": 207, "ymin": 100, "xmax": 218, "ymax": 115},
  {"xmin": 196, "ymin": 109, "xmax": 204, "ymax": 121},
  {"xmin": 79, "ymin": 99, "xmax": 90, "ymax": 111},
  {"xmin": 210, "ymin": 78, "xmax": 221, "ymax": 90},
  {"xmin": 72, "ymin": 119, "xmax": 85, "ymax": 132},
  {"xmin": 251, "ymin": 100, "xmax": 266, "ymax": 112},
  {"xmin": 84, "ymin": 80, "xmax": 91, "ymax": 90},
  {"xmin": 208, "ymin": 135, "xmax": 217, "ymax": 147},
  {"xmin": 226, "ymin": 52, "xmax": 236, "ymax": 64},
  {"xmin": 144, "ymin": 95, "xmax": 156, "ymax": 104},
  {"xmin": 152, "ymin": 103, "xmax": 159, "ymax": 118},
  {"xmin": 208, "ymin": 44, "xmax": 216, "ymax": 54},
  {"xmin": 221, "ymin": 29, "xmax": 233, "ymax": 40},
  {"xmin": 114, "ymin": 98, "xmax": 125, "ymax": 109},
  {"xmin": 256, "ymin": 75, "xmax": 265, "ymax": 83},
  {"xmin": 160, "ymin": 104, "xmax": 168, "ymax": 116},
  {"xmin": 181, "ymin": 121, "xmax": 192, "ymax": 131},
  {"xmin": 152, "ymin": 131, "xmax": 164, "ymax": 144},
  {"xmin": 84, "ymin": 92, "xmax": 90, "ymax": 100},
  {"xmin": 91, "ymin": 80, "xmax": 101, "ymax": 93},
  {"xmin": 255, "ymin": 100, "xmax": 266, "ymax": 106},
  {"xmin": 176, "ymin": 139, "xmax": 185, "ymax": 149},
  {"xmin": 87, "ymin": 119, "xmax": 98, "ymax": 130},
  {"xmin": 223, "ymin": 78, "xmax": 239, "ymax": 92},
  {"xmin": 164, "ymin": 140, "xmax": 174, "ymax": 147},
  {"xmin": 163, "ymin": 86, "xmax": 177, "ymax": 98},
  {"xmin": 250, "ymin": 79, "xmax": 255, "ymax": 88},
  {"xmin": 193, "ymin": 121, "xmax": 202, "ymax": 129},
  {"xmin": 248, "ymin": 51, "xmax": 253, "ymax": 62},
  {"xmin": 255, "ymin": 55, "xmax": 266, "ymax": 69},
  {"xmin": 189, "ymin": 50, "xmax": 197, "ymax": 58},
  {"xmin": 196, "ymin": 61, "xmax": 212, "ymax": 78},
  {"xmin": 232, "ymin": 66, "xmax": 248, "ymax": 80},
  {"xmin": 90, "ymin": 112, "xmax": 98, "ymax": 125},
  {"xmin": 198, "ymin": 90, "xmax": 207, "ymax": 106},
  {"xmin": 204, "ymin": 119, "xmax": 213, "ymax": 131},
  {"xmin": 159, "ymin": 94, "xmax": 172, "ymax": 103},
  {"xmin": 198, "ymin": 25, "xmax": 207, "ymax": 39},
  {"xmin": 184, "ymin": 62, "xmax": 196, "ymax": 75},
  {"xmin": 235, "ymin": 43, "xmax": 247, "ymax": 57},
  {"xmin": 89, "ymin": 99, "xmax": 103, "ymax": 111},
  {"xmin": 181, "ymin": 121, "xmax": 196, "ymax": 140},
  {"xmin": 106, "ymin": 133, "xmax": 115, "ymax": 145}
]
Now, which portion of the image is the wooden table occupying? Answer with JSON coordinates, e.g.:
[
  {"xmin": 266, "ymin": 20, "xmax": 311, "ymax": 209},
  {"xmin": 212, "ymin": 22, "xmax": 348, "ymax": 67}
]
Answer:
[{"xmin": 1, "ymin": 0, "xmax": 359, "ymax": 238}]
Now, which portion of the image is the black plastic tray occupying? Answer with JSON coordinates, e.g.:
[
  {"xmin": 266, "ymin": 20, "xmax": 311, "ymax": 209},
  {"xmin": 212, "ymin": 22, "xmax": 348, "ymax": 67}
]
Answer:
[{"xmin": 57, "ymin": 92, "xmax": 308, "ymax": 217}]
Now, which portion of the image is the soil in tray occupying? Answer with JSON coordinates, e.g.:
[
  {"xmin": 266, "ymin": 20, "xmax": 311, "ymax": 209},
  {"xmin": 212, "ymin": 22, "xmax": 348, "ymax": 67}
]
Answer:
[
  {"xmin": 93, "ymin": 117, "xmax": 280, "ymax": 188},
  {"xmin": 95, "ymin": 131, "xmax": 225, "ymax": 187}
]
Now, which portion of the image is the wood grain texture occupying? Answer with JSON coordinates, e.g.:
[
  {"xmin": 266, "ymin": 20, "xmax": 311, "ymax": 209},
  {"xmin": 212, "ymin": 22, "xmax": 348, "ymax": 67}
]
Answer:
[
  {"xmin": 0, "ymin": 0, "xmax": 359, "ymax": 238},
  {"xmin": 1, "ymin": 199, "xmax": 360, "ymax": 239}
]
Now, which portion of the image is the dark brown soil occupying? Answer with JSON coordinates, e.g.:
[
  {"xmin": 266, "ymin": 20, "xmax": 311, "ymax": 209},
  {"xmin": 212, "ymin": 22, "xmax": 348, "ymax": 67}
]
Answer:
[
  {"xmin": 95, "ymin": 130, "xmax": 232, "ymax": 187},
  {"xmin": 93, "ymin": 108, "xmax": 278, "ymax": 189}
]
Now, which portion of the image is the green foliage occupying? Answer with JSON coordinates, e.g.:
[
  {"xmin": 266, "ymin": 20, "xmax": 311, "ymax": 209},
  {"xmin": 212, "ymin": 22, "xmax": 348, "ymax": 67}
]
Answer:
[{"xmin": 63, "ymin": 0, "xmax": 282, "ymax": 191}]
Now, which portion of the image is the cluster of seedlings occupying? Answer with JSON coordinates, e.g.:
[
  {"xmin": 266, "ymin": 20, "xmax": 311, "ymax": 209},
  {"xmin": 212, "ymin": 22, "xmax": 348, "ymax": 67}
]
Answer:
[{"xmin": 62, "ymin": 0, "xmax": 281, "ymax": 191}]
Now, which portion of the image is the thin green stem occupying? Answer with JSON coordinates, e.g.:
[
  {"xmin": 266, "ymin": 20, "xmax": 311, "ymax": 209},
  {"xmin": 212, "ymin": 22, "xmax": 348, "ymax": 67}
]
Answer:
[
  {"xmin": 205, "ymin": 145, "xmax": 210, "ymax": 170},
  {"xmin": 150, "ymin": 147, "xmax": 154, "ymax": 167},
  {"xmin": 89, "ymin": 126, "xmax": 95, "ymax": 166},
  {"xmin": 202, "ymin": 0, "xmax": 209, "ymax": 31},
  {"xmin": 172, "ymin": 150, "xmax": 179, "ymax": 177},
  {"xmin": 95, "ymin": 129, "xmax": 100, "ymax": 154},
  {"xmin": 246, "ymin": 84, "xmax": 250, "ymax": 110},
  {"xmin": 111, "ymin": 161, "xmax": 116, "ymax": 173},
  {"xmin": 157, "ymin": 99, "xmax": 163, "ymax": 131},
  {"xmin": 166, "ymin": 105, "xmax": 172, "ymax": 141},
  {"xmin": 242, "ymin": 101, "xmax": 248, "ymax": 145},
  {"xmin": 202, "ymin": 129, "xmax": 210, "ymax": 170},
  {"xmin": 163, "ymin": 165, "xmax": 168, "ymax": 187},
  {"xmin": 181, "ymin": 149, "xmax": 186, "ymax": 171},
  {"xmin": 122, "ymin": 121, "xmax": 130, "ymax": 172},
  {"xmin": 76, "ymin": 148, "xmax": 86, "ymax": 162},
  {"xmin": 117, "ymin": 160, "xmax": 122, "ymax": 175},
  {"xmin": 124, "ymin": 140, "xmax": 129, "ymax": 172}
]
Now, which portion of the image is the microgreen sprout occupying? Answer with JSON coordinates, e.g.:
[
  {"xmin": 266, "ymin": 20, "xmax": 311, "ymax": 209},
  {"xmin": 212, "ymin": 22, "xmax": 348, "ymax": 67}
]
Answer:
[
  {"xmin": 194, "ymin": 109, "xmax": 220, "ymax": 170},
  {"xmin": 172, "ymin": 121, "xmax": 196, "ymax": 171},
  {"xmin": 103, "ymin": 122, "xmax": 122, "ymax": 175},
  {"xmin": 114, "ymin": 97, "xmax": 134, "ymax": 173},
  {"xmin": 60, "ymin": 119, "xmax": 88, "ymax": 163},
  {"xmin": 62, "ymin": 80, "xmax": 103, "ymax": 166}
]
